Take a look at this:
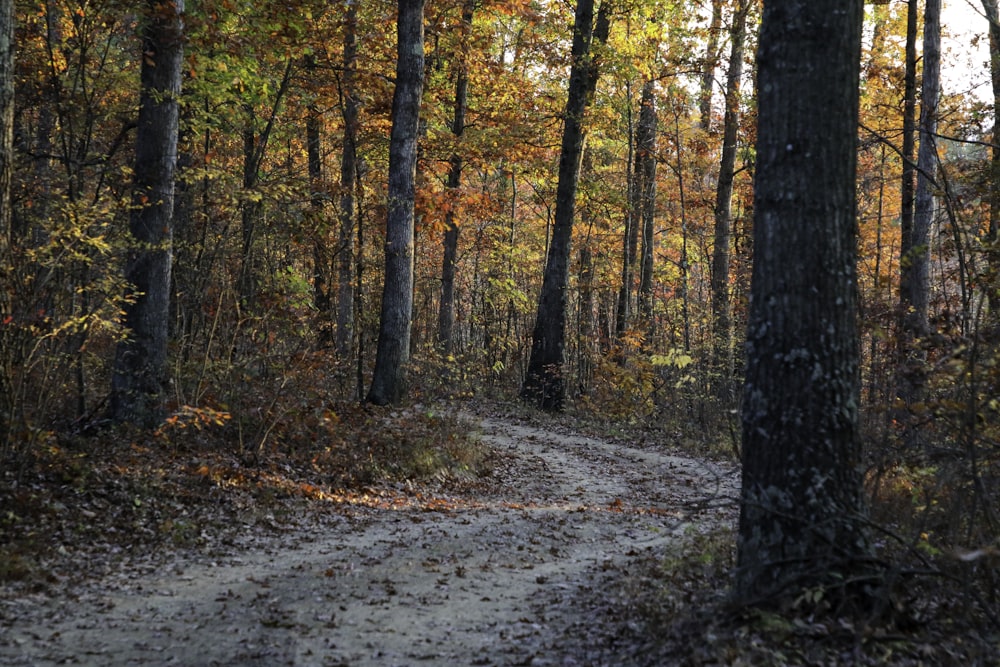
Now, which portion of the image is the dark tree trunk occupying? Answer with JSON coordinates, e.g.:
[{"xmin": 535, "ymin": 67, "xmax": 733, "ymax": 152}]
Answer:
[
  {"xmin": 615, "ymin": 88, "xmax": 640, "ymax": 343},
  {"xmin": 898, "ymin": 0, "xmax": 918, "ymax": 327},
  {"xmin": 110, "ymin": 0, "xmax": 184, "ymax": 427},
  {"xmin": 636, "ymin": 79, "xmax": 657, "ymax": 321},
  {"xmin": 983, "ymin": 0, "xmax": 1000, "ymax": 318},
  {"xmin": 438, "ymin": 1, "xmax": 474, "ymax": 353},
  {"xmin": 0, "ymin": 0, "xmax": 13, "ymax": 443},
  {"xmin": 710, "ymin": 0, "xmax": 749, "ymax": 395},
  {"xmin": 305, "ymin": 55, "xmax": 331, "ymax": 347},
  {"xmin": 337, "ymin": 2, "xmax": 359, "ymax": 358},
  {"xmin": 736, "ymin": 0, "xmax": 870, "ymax": 605},
  {"xmin": 521, "ymin": 0, "xmax": 611, "ymax": 411},
  {"xmin": 905, "ymin": 0, "xmax": 940, "ymax": 339},
  {"xmin": 367, "ymin": 0, "xmax": 425, "ymax": 406}
]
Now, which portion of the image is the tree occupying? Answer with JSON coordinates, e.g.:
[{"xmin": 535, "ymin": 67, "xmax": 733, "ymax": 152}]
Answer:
[
  {"xmin": 710, "ymin": 0, "xmax": 750, "ymax": 396},
  {"xmin": 736, "ymin": 0, "xmax": 871, "ymax": 604},
  {"xmin": 437, "ymin": 0, "xmax": 474, "ymax": 353},
  {"xmin": 109, "ymin": 0, "xmax": 185, "ymax": 426},
  {"xmin": 337, "ymin": 1, "xmax": 360, "ymax": 359},
  {"xmin": 521, "ymin": 0, "xmax": 612, "ymax": 411},
  {"xmin": 367, "ymin": 0, "xmax": 425, "ymax": 406},
  {"xmin": 983, "ymin": 0, "xmax": 1000, "ymax": 319},
  {"xmin": 0, "ymin": 0, "xmax": 12, "ymax": 443}
]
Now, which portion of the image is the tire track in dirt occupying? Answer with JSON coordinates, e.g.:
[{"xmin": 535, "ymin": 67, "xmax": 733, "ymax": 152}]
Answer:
[{"xmin": 0, "ymin": 416, "xmax": 737, "ymax": 666}]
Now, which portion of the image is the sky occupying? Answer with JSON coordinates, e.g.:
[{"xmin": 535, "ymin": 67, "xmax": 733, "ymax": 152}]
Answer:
[{"xmin": 941, "ymin": 0, "xmax": 991, "ymax": 100}]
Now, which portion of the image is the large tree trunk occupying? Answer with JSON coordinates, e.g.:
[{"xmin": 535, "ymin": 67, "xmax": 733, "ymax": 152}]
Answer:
[
  {"xmin": 438, "ymin": 1, "xmax": 474, "ymax": 353},
  {"xmin": 110, "ymin": 0, "xmax": 184, "ymax": 427},
  {"xmin": 367, "ymin": 0, "xmax": 425, "ymax": 406},
  {"xmin": 736, "ymin": 0, "xmax": 870, "ymax": 605},
  {"xmin": 710, "ymin": 0, "xmax": 749, "ymax": 396},
  {"xmin": 336, "ymin": 2, "xmax": 359, "ymax": 359},
  {"xmin": 521, "ymin": 0, "xmax": 611, "ymax": 411}
]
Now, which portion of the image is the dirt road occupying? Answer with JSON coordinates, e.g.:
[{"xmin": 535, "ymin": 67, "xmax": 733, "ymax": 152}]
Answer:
[{"xmin": 0, "ymin": 415, "xmax": 737, "ymax": 666}]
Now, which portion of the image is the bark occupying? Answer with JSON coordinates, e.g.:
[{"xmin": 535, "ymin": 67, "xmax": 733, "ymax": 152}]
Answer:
[
  {"xmin": 367, "ymin": 0, "xmax": 425, "ymax": 406},
  {"xmin": 337, "ymin": 2, "xmax": 359, "ymax": 358},
  {"xmin": 736, "ymin": 0, "xmax": 870, "ymax": 605},
  {"xmin": 710, "ymin": 0, "xmax": 749, "ymax": 394},
  {"xmin": 110, "ymin": 0, "xmax": 184, "ymax": 427},
  {"xmin": 907, "ymin": 0, "xmax": 940, "ymax": 338},
  {"xmin": 983, "ymin": 0, "xmax": 1000, "ymax": 318},
  {"xmin": 898, "ymin": 0, "xmax": 918, "ymax": 327},
  {"xmin": 615, "ymin": 82, "xmax": 640, "ymax": 342},
  {"xmin": 521, "ymin": 0, "xmax": 612, "ymax": 411},
  {"xmin": 636, "ymin": 79, "xmax": 657, "ymax": 321},
  {"xmin": 0, "ymin": 0, "xmax": 12, "ymax": 442},
  {"xmin": 438, "ymin": 1, "xmax": 474, "ymax": 353},
  {"xmin": 306, "ymin": 54, "xmax": 331, "ymax": 347}
]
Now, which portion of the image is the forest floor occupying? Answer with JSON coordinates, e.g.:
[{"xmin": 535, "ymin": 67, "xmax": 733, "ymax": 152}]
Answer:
[
  {"xmin": 0, "ymin": 405, "xmax": 739, "ymax": 666},
  {"xmin": 0, "ymin": 403, "xmax": 996, "ymax": 665}
]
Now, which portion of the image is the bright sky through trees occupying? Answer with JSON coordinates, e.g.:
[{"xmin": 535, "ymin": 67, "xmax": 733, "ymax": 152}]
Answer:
[{"xmin": 942, "ymin": 0, "xmax": 990, "ymax": 99}]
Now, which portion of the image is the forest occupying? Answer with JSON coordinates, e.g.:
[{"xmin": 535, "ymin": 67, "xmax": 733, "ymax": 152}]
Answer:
[{"xmin": 2, "ymin": 0, "xmax": 1000, "ymax": 664}]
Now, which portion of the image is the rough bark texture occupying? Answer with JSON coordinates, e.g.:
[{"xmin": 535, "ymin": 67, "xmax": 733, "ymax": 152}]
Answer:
[
  {"xmin": 306, "ymin": 55, "xmax": 331, "ymax": 347},
  {"xmin": 898, "ymin": 0, "xmax": 918, "ymax": 328},
  {"xmin": 907, "ymin": 0, "xmax": 940, "ymax": 339},
  {"xmin": 521, "ymin": 0, "xmax": 611, "ymax": 411},
  {"xmin": 110, "ymin": 0, "xmax": 184, "ymax": 427},
  {"xmin": 983, "ymin": 0, "xmax": 1000, "ymax": 318},
  {"xmin": 0, "ymin": 0, "xmax": 13, "ymax": 443},
  {"xmin": 437, "ymin": 1, "xmax": 474, "ymax": 353},
  {"xmin": 736, "ymin": 0, "xmax": 870, "ymax": 605},
  {"xmin": 367, "ymin": 0, "xmax": 425, "ymax": 406},
  {"xmin": 636, "ymin": 79, "xmax": 657, "ymax": 321},
  {"xmin": 336, "ymin": 2, "xmax": 359, "ymax": 359},
  {"xmin": 710, "ymin": 0, "xmax": 748, "ymax": 394}
]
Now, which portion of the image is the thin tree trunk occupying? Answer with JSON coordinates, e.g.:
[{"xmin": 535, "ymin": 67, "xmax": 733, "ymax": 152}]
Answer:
[
  {"xmin": 637, "ymin": 79, "xmax": 657, "ymax": 322},
  {"xmin": 983, "ymin": 0, "xmax": 1000, "ymax": 319},
  {"xmin": 337, "ymin": 2, "xmax": 360, "ymax": 358},
  {"xmin": 898, "ymin": 0, "xmax": 918, "ymax": 327},
  {"xmin": 710, "ymin": 0, "xmax": 749, "ymax": 395},
  {"xmin": 110, "ymin": 0, "xmax": 184, "ymax": 427},
  {"xmin": 305, "ymin": 55, "xmax": 331, "ymax": 347},
  {"xmin": 521, "ymin": 0, "xmax": 612, "ymax": 411},
  {"xmin": 367, "ymin": 0, "xmax": 425, "ymax": 406},
  {"xmin": 615, "ymin": 79, "xmax": 638, "ymax": 342},
  {"xmin": 0, "ymin": 0, "xmax": 13, "ymax": 445},
  {"xmin": 438, "ymin": 1, "xmax": 474, "ymax": 353}
]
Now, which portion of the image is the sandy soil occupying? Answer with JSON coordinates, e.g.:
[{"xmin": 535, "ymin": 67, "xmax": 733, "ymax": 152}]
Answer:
[{"xmin": 0, "ymin": 415, "xmax": 737, "ymax": 666}]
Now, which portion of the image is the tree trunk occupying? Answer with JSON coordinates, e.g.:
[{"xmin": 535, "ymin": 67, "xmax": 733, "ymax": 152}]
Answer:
[
  {"xmin": 907, "ymin": 0, "xmax": 940, "ymax": 338},
  {"xmin": 982, "ymin": 0, "xmax": 1000, "ymax": 319},
  {"xmin": 898, "ymin": 0, "xmax": 918, "ymax": 327},
  {"xmin": 337, "ymin": 2, "xmax": 359, "ymax": 359},
  {"xmin": 736, "ymin": 0, "xmax": 870, "ymax": 605},
  {"xmin": 367, "ymin": 0, "xmax": 425, "ymax": 406},
  {"xmin": 0, "ymin": 0, "xmax": 13, "ymax": 444},
  {"xmin": 521, "ymin": 0, "xmax": 611, "ymax": 411},
  {"xmin": 305, "ymin": 55, "xmax": 331, "ymax": 347},
  {"xmin": 110, "ymin": 0, "xmax": 184, "ymax": 427},
  {"xmin": 710, "ymin": 0, "xmax": 749, "ymax": 396},
  {"xmin": 615, "ymin": 83, "xmax": 639, "ymax": 343},
  {"xmin": 438, "ymin": 1, "xmax": 474, "ymax": 353},
  {"xmin": 637, "ymin": 79, "xmax": 657, "ymax": 322}
]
